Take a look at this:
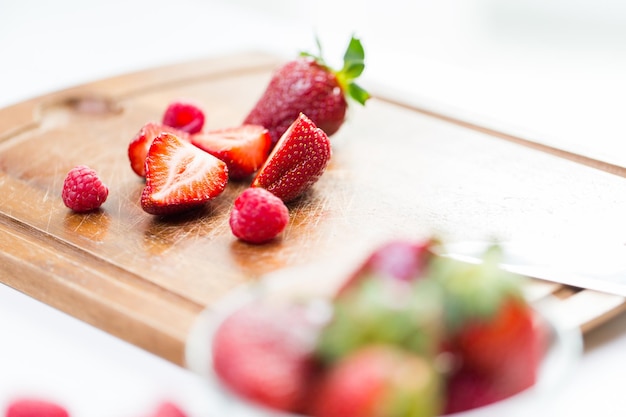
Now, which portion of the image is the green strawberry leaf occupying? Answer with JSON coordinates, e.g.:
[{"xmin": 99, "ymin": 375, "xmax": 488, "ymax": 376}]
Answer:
[
  {"xmin": 302, "ymin": 34, "xmax": 370, "ymax": 106},
  {"xmin": 339, "ymin": 36, "xmax": 370, "ymax": 106},
  {"xmin": 299, "ymin": 51, "xmax": 315, "ymax": 59},
  {"xmin": 347, "ymin": 83, "xmax": 370, "ymax": 105},
  {"xmin": 343, "ymin": 62, "xmax": 365, "ymax": 79},
  {"xmin": 343, "ymin": 36, "xmax": 365, "ymax": 72},
  {"xmin": 315, "ymin": 35, "xmax": 324, "ymax": 61}
]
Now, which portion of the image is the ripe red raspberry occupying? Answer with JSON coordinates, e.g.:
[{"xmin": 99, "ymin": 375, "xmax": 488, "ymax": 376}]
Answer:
[
  {"xmin": 6, "ymin": 398, "xmax": 70, "ymax": 417},
  {"xmin": 149, "ymin": 402, "xmax": 187, "ymax": 417},
  {"xmin": 61, "ymin": 165, "xmax": 109, "ymax": 212},
  {"xmin": 162, "ymin": 100, "xmax": 205, "ymax": 134},
  {"xmin": 229, "ymin": 188, "xmax": 289, "ymax": 244}
]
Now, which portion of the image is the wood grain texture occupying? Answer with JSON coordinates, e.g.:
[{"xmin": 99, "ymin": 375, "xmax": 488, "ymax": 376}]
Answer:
[{"xmin": 1, "ymin": 52, "xmax": 625, "ymax": 365}]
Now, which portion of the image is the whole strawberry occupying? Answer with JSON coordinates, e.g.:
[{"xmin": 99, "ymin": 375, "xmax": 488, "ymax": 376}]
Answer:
[
  {"xmin": 244, "ymin": 36, "xmax": 370, "ymax": 146},
  {"xmin": 62, "ymin": 165, "xmax": 108, "ymax": 212}
]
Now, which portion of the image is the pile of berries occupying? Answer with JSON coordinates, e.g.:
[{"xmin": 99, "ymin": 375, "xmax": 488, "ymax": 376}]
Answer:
[
  {"xmin": 211, "ymin": 239, "xmax": 547, "ymax": 416},
  {"xmin": 62, "ymin": 36, "xmax": 368, "ymax": 245}
]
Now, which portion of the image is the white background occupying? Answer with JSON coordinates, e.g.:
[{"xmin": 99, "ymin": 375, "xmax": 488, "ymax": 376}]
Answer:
[{"xmin": 1, "ymin": 0, "xmax": 626, "ymax": 416}]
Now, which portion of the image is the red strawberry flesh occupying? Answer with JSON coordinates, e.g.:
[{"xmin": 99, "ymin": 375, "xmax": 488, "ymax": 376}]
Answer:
[
  {"xmin": 128, "ymin": 122, "xmax": 190, "ymax": 177},
  {"xmin": 191, "ymin": 124, "xmax": 271, "ymax": 180},
  {"xmin": 141, "ymin": 132, "xmax": 228, "ymax": 215}
]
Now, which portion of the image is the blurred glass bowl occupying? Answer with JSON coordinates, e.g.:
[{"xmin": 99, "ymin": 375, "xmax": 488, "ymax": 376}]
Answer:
[{"xmin": 185, "ymin": 262, "xmax": 583, "ymax": 417}]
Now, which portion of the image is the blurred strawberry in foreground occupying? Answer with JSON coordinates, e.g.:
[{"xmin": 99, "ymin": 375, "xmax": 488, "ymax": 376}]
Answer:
[
  {"xmin": 433, "ymin": 245, "xmax": 542, "ymax": 412},
  {"xmin": 252, "ymin": 113, "xmax": 331, "ymax": 202},
  {"xmin": 310, "ymin": 345, "xmax": 443, "ymax": 417},
  {"xmin": 316, "ymin": 273, "xmax": 443, "ymax": 364},
  {"xmin": 244, "ymin": 36, "xmax": 370, "ymax": 146},
  {"xmin": 212, "ymin": 300, "xmax": 326, "ymax": 413},
  {"xmin": 211, "ymin": 239, "xmax": 548, "ymax": 417},
  {"xmin": 317, "ymin": 239, "xmax": 442, "ymax": 363},
  {"xmin": 5, "ymin": 399, "xmax": 69, "ymax": 417},
  {"xmin": 141, "ymin": 132, "xmax": 228, "ymax": 215},
  {"xmin": 191, "ymin": 125, "xmax": 271, "ymax": 180},
  {"xmin": 443, "ymin": 367, "xmax": 507, "ymax": 414},
  {"xmin": 338, "ymin": 239, "xmax": 436, "ymax": 296}
]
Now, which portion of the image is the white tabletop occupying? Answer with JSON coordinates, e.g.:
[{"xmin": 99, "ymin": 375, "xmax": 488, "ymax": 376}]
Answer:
[{"xmin": 1, "ymin": 0, "xmax": 626, "ymax": 415}]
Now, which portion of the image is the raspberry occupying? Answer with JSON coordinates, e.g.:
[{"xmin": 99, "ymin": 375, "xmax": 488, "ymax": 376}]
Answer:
[
  {"xmin": 162, "ymin": 100, "xmax": 205, "ymax": 134},
  {"xmin": 149, "ymin": 402, "xmax": 187, "ymax": 417},
  {"xmin": 229, "ymin": 188, "xmax": 289, "ymax": 244},
  {"xmin": 61, "ymin": 165, "xmax": 109, "ymax": 212},
  {"xmin": 6, "ymin": 398, "xmax": 70, "ymax": 417}
]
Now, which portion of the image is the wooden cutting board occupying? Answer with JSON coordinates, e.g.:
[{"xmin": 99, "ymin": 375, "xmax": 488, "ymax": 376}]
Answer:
[{"xmin": 1, "ymin": 52, "xmax": 625, "ymax": 365}]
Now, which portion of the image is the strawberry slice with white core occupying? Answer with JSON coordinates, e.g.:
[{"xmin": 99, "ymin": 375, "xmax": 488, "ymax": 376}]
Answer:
[
  {"xmin": 191, "ymin": 124, "xmax": 271, "ymax": 180},
  {"xmin": 141, "ymin": 132, "xmax": 228, "ymax": 215},
  {"xmin": 128, "ymin": 122, "xmax": 190, "ymax": 177},
  {"xmin": 252, "ymin": 113, "xmax": 331, "ymax": 202}
]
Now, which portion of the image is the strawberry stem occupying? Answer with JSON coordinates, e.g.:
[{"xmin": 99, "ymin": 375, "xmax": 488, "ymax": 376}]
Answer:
[
  {"xmin": 337, "ymin": 36, "xmax": 370, "ymax": 105},
  {"xmin": 300, "ymin": 35, "xmax": 370, "ymax": 106}
]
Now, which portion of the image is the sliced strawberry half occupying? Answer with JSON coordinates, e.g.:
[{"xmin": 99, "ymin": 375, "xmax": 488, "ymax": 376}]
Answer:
[
  {"xmin": 141, "ymin": 132, "xmax": 228, "ymax": 215},
  {"xmin": 191, "ymin": 124, "xmax": 271, "ymax": 180},
  {"xmin": 251, "ymin": 113, "xmax": 331, "ymax": 202},
  {"xmin": 128, "ymin": 122, "xmax": 190, "ymax": 177}
]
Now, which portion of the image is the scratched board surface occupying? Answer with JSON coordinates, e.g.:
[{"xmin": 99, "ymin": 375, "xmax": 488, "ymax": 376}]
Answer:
[{"xmin": 1, "ymin": 53, "xmax": 625, "ymax": 365}]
